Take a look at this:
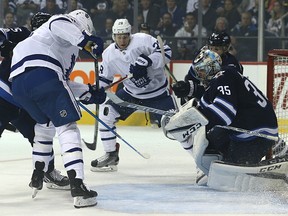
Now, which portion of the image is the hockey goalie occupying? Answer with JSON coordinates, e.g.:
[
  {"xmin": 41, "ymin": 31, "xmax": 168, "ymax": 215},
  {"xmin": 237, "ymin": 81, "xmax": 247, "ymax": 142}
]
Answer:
[{"xmin": 163, "ymin": 49, "xmax": 288, "ymax": 192}]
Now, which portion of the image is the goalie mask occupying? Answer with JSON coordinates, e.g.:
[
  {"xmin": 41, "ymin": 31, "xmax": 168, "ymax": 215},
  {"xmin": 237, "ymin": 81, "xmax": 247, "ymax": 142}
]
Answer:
[
  {"xmin": 31, "ymin": 12, "xmax": 51, "ymax": 31},
  {"xmin": 69, "ymin": 9, "xmax": 95, "ymax": 34},
  {"xmin": 112, "ymin": 18, "xmax": 131, "ymax": 41},
  {"xmin": 192, "ymin": 49, "xmax": 222, "ymax": 84}
]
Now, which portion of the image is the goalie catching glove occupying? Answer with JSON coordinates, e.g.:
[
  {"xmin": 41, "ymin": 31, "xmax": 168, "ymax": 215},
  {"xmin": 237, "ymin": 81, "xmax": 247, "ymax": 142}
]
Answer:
[
  {"xmin": 129, "ymin": 54, "xmax": 152, "ymax": 79},
  {"xmin": 172, "ymin": 80, "xmax": 195, "ymax": 98},
  {"xmin": 79, "ymin": 84, "xmax": 106, "ymax": 104}
]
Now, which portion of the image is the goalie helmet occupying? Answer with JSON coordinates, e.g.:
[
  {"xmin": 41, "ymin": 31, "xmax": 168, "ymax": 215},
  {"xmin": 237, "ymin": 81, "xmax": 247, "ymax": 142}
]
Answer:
[
  {"xmin": 69, "ymin": 9, "xmax": 95, "ymax": 34},
  {"xmin": 31, "ymin": 12, "xmax": 51, "ymax": 31},
  {"xmin": 207, "ymin": 32, "xmax": 231, "ymax": 52},
  {"xmin": 112, "ymin": 18, "xmax": 131, "ymax": 41},
  {"xmin": 192, "ymin": 49, "xmax": 222, "ymax": 83}
]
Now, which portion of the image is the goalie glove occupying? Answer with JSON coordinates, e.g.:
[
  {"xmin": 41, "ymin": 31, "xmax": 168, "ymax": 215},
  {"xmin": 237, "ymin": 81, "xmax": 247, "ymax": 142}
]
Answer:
[
  {"xmin": 172, "ymin": 80, "xmax": 195, "ymax": 98},
  {"xmin": 78, "ymin": 30, "xmax": 104, "ymax": 57},
  {"xmin": 129, "ymin": 54, "xmax": 152, "ymax": 79},
  {"xmin": 79, "ymin": 84, "xmax": 106, "ymax": 104}
]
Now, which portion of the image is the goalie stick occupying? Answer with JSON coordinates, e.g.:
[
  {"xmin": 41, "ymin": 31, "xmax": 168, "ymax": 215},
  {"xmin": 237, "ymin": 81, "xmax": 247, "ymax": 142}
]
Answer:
[
  {"xmin": 214, "ymin": 125, "xmax": 279, "ymax": 141},
  {"xmin": 106, "ymin": 92, "xmax": 176, "ymax": 116},
  {"xmin": 79, "ymin": 102, "xmax": 150, "ymax": 159}
]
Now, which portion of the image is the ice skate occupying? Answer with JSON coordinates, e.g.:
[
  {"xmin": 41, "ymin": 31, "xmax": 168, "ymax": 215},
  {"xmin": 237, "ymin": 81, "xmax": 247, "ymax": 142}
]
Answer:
[
  {"xmin": 68, "ymin": 170, "xmax": 97, "ymax": 208},
  {"xmin": 29, "ymin": 161, "xmax": 45, "ymax": 198},
  {"xmin": 44, "ymin": 169, "xmax": 70, "ymax": 190},
  {"xmin": 196, "ymin": 168, "xmax": 208, "ymax": 186},
  {"xmin": 90, "ymin": 143, "xmax": 120, "ymax": 172}
]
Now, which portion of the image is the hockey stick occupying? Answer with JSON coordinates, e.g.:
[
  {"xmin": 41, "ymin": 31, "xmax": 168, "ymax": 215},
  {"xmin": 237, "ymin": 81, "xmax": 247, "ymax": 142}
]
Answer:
[
  {"xmin": 79, "ymin": 102, "xmax": 150, "ymax": 159},
  {"xmin": 106, "ymin": 91, "xmax": 175, "ymax": 116},
  {"xmin": 82, "ymin": 57, "xmax": 99, "ymax": 150},
  {"xmin": 157, "ymin": 35, "xmax": 188, "ymax": 104},
  {"xmin": 214, "ymin": 125, "xmax": 279, "ymax": 141},
  {"xmin": 157, "ymin": 35, "xmax": 177, "ymax": 83},
  {"xmin": 104, "ymin": 74, "xmax": 133, "ymax": 91}
]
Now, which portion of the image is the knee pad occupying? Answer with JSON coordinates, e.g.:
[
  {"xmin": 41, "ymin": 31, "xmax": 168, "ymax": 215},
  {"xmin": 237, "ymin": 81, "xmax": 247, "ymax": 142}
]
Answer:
[{"xmin": 99, "ymin": 104, "xmax": 120, "ymax": 130}]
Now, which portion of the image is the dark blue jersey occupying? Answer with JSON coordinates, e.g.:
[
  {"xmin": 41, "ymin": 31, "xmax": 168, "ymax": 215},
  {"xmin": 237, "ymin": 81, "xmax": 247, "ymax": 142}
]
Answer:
[
  {"xmin": 0, "ymin": 27, "xmax": 31, "ymax": 82},
  {"xmin": 199, "ymin": 66, "xmax": 278, "ymax": 141}
]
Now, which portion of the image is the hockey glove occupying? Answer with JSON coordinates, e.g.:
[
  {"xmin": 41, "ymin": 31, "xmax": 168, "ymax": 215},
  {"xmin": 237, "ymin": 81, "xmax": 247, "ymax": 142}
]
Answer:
[
  {"xmin": 79, "ymin": 30, "xmax": 104, "ymax": 57},
  {"xmin": 172, "ymin": 80, "xmax": 195, "ymax": 98},
  {"xmin": 130, "ymin": 54, "xmax": 152, "ymax": 79},
  {"xmin": 0, "ymin": 40, "xmax": 16, "ymax": 58},
  {"xmin": 79, "ymin": 84, "xmax": 106, "ymax": 105}
]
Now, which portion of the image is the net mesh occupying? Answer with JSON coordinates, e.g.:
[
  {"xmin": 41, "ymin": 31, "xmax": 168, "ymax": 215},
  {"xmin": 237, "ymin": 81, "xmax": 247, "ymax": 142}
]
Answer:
[{"xmin": 268, "ymin": 50, "xmax": 288, "ymax": 156}]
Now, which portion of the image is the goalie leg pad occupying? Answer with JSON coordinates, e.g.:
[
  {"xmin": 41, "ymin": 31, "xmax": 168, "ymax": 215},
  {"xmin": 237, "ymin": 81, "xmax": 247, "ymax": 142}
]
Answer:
[
  {"xmin": 192, "ymin": 127, "xmax": 222, "ymax": 175},
  {"xmin": 208, "ymin": 156, "xmax": 288, "ymax": 191}
]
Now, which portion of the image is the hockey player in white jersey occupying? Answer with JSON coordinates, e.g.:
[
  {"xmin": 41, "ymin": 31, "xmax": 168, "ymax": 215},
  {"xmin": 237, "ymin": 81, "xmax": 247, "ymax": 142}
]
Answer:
[
  {"xmin": 90, "ymin": 18, "xmax": 176, "ymax": 172},
  {"xmin": 9, "ymin": 10, "xmax": 106, "ymax": 208}
]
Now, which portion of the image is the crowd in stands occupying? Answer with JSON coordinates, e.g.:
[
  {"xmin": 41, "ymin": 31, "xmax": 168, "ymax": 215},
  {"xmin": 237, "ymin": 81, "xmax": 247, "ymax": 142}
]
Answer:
[{"xmin": 1, "ymin": 0, "xmax": 288, "ymax": 61}]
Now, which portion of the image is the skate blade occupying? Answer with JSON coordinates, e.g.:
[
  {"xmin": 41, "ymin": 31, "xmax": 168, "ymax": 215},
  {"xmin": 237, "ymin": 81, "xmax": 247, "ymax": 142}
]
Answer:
[
  {"xmin": 90, "ymin": 165, "xmax": 118, "ymax": 172},
  {"xmin": 45, "ymin": 182, "xmax": 70, "ymax": 190},
  {"xmin": 74, "ymin": 197, "xmax": 97, "ymax": 208},
  {"xmin": 31, "ymin": 188, "xmax": 39, "ymax": 198}
]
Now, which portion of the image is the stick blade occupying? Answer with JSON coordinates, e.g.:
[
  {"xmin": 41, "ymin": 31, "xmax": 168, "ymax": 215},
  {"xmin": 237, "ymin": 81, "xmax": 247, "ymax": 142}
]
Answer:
[{"xmin": 82, "ymin": 138, "xmax": 96, "ymax": 150}]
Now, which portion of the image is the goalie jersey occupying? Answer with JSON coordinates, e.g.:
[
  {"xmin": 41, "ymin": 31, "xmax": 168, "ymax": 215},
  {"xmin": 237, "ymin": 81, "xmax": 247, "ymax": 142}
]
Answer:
[{"xmin": 199, "ymin": 66, "xmax": 278, "ymax": 141}]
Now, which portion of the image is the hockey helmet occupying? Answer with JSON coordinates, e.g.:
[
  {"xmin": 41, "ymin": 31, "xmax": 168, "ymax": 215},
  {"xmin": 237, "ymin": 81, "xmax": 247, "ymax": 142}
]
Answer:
[
  {"xmin": 207, "ymin": 32, "xmax": 231, "ymax": 52},
  {"xmin": 112, "ymin": 19, "xmax": 131, "ymax": 41},
  {"xmin": 69, "ymin": 9, "xmax": 95, "ymax": 34},
  {"xmin": 192, "ymin": 49, "xmax": 222, "ymax": 83},
  {"xmin": 31, "ymin": 12, "xmax": 51, "ymax": 31}
]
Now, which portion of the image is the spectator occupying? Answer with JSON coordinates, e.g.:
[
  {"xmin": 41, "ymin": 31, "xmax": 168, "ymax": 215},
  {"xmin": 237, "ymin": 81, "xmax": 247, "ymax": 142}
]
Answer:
[
  {"xmin": 155, "ymin": 12, "xmax": 177, "ymax": 37},
  {"xmin": 266, "ymin": 0, "xmax": 286, "ymax": 37},
  {"xmin": 97, "ymin": 17, "xmax": 114, "ymax": 49},
  {"xmin": 237, "ymin": 0, "xmax": 255, "ymax": 13},
  {"xmin": 139, "ymin": 22, "xmax": 151, "ymax": 34},
  {"xmin": 213, "ymin": 16, "xmax": 230, "ymax": 34},
  {"xmin": 3, "ymin": 11, "xmax": 17, "ymax": 28},
  {"xmin": 65, "ymin": 0, "xmax": 84, "ymax": 13},
  {"xmin": 40, "ymin": 0, "xmax": 64, "ymax": 15},
  {"xmin": 248, "ymin": 0, "xmax": 271, "ymax": 27},
  {"xmin": 174, "ymin": 12, "xmax": 207, "ymax": 60},
  {"xmin": 109, "ymin": 0, "xmax": 133, "ymax": 25},
  {"xmin": 160, "ymin": 0, "xmax": 185, "ymax": 30},
  {"xmin": 218, "ymin": 0, "xmax": 241, "ymax": 31},
  {"xmin": 3, "ymin": 0, "xmax": 17, "ymax": 15},
  {"xmin": 191, "ymin": 0, "xmax": 219, "ymax": 33},
  {"xmin": 39, "ymin": 0, "xmax": 66, "ymax": 10},
  {"xmin": 230, "ymin": 11, "xmax": 258, "ymax": 61},
  {"xmin": 139, "ymin": 0, "xmax": 161, "ymax": 31},
  {"xmin": 90, "ymin": 1, "xmax": 109, "ymax": 32},
  {"xmin": 15, "ymin": 0, "xmax": 40, "ymax": 26}
]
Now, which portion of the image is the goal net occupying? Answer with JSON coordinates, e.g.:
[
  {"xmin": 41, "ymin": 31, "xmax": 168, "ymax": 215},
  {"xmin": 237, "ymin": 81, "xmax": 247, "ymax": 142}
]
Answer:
[{"xmin": 267, "ymin": 49, "xmax": 288, "ymax": 156}]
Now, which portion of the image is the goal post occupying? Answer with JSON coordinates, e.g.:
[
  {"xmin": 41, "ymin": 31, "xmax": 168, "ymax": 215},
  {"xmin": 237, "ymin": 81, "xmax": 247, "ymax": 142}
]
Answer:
[{"xmin": 267, "ymin": 49, "xmax": 288, "ymax": 147}]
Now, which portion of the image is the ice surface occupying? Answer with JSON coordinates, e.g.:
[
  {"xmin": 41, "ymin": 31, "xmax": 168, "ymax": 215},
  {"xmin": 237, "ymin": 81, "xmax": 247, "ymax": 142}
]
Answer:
[{"xmin": 0, "ymin": 125, "xmax": 287, "ymax": 216}]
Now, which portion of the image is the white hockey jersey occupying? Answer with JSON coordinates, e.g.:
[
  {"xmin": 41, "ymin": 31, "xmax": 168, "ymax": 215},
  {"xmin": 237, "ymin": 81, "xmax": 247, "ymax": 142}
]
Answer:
[
  {"xmin": 9, "ymin": 14, "xmax": 85, "ymax": 82},
  {"xmin": 100, "ymin": 33, "xmax": 172, "ymax": 99}
]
